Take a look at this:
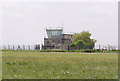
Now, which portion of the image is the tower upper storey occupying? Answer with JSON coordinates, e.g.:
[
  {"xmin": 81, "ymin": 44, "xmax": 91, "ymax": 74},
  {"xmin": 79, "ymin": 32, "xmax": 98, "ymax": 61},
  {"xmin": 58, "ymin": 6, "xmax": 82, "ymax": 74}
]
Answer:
[{"xmin": 46, "ymin": 27, "xmax": 63, "ymax": 38}]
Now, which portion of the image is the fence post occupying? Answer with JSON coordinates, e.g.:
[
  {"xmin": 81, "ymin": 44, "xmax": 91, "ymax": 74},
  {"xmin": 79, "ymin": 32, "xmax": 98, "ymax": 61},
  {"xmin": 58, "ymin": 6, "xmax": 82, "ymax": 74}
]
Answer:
[
  {"xmin": 17, "ymin": 45, "xmax": 21, "ymax": 50},
  {"xmin": 28, "ymin": 45, "xmax": 30, "ymax": 50},
  {"xmin": 12, "ymin": 45, "xmax": 14, "ymax": 50},
  {"xmin": 3, "ymin": 45, "xmax": 6, "ymax": 50},
  {"xmin": 23, "ymin": 45, "xmax": 25, "ymax": 50},
  {"xmin": 8, "ymin": 44, "xmax": 10, "ymax": 50}
]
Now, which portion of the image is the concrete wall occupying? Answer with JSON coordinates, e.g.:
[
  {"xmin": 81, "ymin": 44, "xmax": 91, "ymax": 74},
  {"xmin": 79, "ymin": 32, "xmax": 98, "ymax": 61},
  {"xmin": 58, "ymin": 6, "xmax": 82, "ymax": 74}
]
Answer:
[{"xmin": 42, "ymin": 32, "xmax": 73, "ymax": 50}]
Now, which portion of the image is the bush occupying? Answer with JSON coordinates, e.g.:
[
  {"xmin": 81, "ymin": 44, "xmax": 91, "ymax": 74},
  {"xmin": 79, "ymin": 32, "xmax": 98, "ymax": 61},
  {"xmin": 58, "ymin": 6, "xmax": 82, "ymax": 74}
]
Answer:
[
  {"xmin": 82, "ymin": 49, "xmax": 96, "ymax": 53},
  {"xmin": 39, "ymin": 50, "xmax": 68, "ymax": 52}
]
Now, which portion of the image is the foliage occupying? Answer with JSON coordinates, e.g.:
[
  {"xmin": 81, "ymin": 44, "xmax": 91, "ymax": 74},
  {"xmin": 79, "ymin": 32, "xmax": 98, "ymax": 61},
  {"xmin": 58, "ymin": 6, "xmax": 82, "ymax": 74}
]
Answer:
[
  {"xmin": 70, "ymin": 43, "xmax": 75, "ymax": 47},
  {"xmin": 71, "ymin": 31, "xmax": 97, "ymax": 49},
  {"xmin": 72, "ymin": 31, "xmax": 91, "ymax": 42},
  {"xmin": 74, "ymin": 40, "xmax": 85, "ymax": 49}
]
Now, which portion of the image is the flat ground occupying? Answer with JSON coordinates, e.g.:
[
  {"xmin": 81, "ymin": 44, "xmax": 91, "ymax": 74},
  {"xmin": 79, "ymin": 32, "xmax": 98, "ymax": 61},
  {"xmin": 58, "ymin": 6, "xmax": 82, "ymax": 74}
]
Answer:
[{"xmin": 2, "ymin": 51, "xmax": 118, "ymax": 79}]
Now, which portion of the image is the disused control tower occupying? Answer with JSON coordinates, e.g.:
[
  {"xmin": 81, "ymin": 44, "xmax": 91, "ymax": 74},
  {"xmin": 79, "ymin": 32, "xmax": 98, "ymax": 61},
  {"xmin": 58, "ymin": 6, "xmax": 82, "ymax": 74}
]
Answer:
[{"xmin": 42, "ymin": 27, "xmax": 73, "ymax": 50}]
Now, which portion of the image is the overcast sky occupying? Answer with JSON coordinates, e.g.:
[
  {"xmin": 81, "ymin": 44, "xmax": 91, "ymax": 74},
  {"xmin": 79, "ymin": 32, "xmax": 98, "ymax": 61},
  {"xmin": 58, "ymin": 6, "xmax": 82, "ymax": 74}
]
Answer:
[{"xmin": 1, "ymin": 0, "xmax": 118, "ymax": 49}]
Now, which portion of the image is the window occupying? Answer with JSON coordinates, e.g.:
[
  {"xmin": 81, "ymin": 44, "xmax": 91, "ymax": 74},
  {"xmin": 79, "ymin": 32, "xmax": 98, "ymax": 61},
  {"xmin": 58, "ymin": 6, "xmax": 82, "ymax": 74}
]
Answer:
[
  {"xmin": 47, "ymin": 41, "xmax": 50, "ymax": 43},
  {"xmin": 52, "ymin": 40, "xmax": 54, "ymax": 42},
  {"xmin": 56, "ymin": 47, "xmax": 59, "ymax": 49}
]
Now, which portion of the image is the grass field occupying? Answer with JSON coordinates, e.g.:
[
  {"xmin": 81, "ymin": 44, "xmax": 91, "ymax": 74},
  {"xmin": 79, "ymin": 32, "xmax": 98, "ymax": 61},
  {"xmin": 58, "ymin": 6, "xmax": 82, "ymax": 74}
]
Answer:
[
  {"xmin": 2, "ymin": 51, "xmax": 118, "ymax": 79},
  {"xmin": 0, "ymin": 51, "xmax": 2, "ymax": 80}
]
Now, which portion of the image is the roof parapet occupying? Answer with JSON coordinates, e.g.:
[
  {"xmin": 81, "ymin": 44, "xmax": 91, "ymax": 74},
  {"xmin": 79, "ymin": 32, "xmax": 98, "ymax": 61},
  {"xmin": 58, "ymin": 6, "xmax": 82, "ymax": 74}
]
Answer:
[{"xmin": 46, "ymin": 27, "xmax": 63, "ymax": 30}]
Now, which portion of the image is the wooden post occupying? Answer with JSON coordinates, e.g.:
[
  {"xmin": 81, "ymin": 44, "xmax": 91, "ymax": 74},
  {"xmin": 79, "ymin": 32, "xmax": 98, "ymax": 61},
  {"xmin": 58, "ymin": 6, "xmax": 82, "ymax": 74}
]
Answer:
[
  {"xmin": 17, "ymin": 45, "xmax": 20, "ymax": 50},
  {"xmin": 12, "ymin": 45, "xmax": 14, "ymax": 50},
  {"xmin": 23, "ymin": 45, "xmax": 25, "ymax": 50},
  {"xmin": 8, "ymin": 44, "xmax": 10, "ymax": 50},
  {"xmin": 28, "ymin": 45, "xmax": 30, "ymax": 50},
  {"xmin": 4, "ymin": 45, "xmax": 6, "ymax": 50}
]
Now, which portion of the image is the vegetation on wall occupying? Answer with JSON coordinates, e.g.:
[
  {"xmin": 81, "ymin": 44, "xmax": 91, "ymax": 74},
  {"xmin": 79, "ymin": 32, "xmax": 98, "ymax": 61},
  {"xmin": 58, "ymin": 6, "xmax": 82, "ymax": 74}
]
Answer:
[{"xmin": 70, "ymin": 31, "xmax": 97, "ymax": 49}]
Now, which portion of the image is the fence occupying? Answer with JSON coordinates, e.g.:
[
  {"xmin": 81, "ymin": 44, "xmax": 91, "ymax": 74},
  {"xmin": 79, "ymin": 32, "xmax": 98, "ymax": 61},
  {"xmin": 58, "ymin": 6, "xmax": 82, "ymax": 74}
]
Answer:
[
  {"xmin": 0, "ymin": 44, "xmax": 40, "ymax": 50},
  {"xmin": 0, "ymin": 44, "xmax": 118, "ymax": 50}
]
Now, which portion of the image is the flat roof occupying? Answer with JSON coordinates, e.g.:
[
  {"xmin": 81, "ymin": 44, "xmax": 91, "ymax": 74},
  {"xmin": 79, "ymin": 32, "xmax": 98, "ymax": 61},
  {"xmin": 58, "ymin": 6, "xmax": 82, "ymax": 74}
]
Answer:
[
  {"xmin": 62, "ymin": 33, "xmax": 73, "ymax": 35},
  {"xmin": 46, "ymin": 27, "xmax": 63, "ymax": 30}
]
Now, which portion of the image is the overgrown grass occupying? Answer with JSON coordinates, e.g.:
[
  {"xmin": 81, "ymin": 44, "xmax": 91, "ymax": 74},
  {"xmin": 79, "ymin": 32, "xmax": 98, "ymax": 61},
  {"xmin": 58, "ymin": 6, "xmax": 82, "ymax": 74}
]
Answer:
[
  {"xmin": 0, "ymin": 63, "xmax": 1, "ymax": 80},
  {"xmin": 1, "ymin": 49, "xmax": 120, "ymax": 53},
  {"xmin": 2, "ymin": 51, "xmax": 118, "ymax": 79}
]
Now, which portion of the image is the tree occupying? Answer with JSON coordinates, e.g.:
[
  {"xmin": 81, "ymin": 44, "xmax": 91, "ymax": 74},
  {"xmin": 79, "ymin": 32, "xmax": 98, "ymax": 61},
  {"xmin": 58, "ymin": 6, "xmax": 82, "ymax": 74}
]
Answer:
[
  {"xmin": 74, "ymin": 40, "xmax": 85, "ymax": 50},
  {"xmin": 70, "ymin": 43, "xmax": 75, "ymax": 47},
  {"xmin": 72, "ymin": 31, "xmax": 91, "ymax": 42},
  {"xmin": 71, "ymin": 31, "xmax": 96, "ymax": 49}
]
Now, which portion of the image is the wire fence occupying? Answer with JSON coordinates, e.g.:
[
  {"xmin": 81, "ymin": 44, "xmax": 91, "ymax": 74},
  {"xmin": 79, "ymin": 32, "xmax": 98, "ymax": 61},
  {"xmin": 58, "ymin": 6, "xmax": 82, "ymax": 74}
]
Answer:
[
  {"xmin": 0, "ymin": 44, "xmax": 118, "ymax": 50},
  {"xmin": 0, "ymin": 44, "xmax": 40, "ymax": 50},
  {"xmin": 95, "ymin": 44, "xmax": 118, "ymax": 50}
]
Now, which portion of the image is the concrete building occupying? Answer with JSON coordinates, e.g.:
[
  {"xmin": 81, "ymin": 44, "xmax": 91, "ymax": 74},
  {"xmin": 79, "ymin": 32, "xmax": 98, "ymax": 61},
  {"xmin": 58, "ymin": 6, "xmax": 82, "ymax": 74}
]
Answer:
[{"xmin": 42, "ymin": 27, "xmax": 73, "ymax": 50}]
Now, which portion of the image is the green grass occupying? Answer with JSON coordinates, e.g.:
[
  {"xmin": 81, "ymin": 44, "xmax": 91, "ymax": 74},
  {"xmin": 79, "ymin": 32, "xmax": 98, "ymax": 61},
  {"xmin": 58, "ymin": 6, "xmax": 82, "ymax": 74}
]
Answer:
[
  {"xmin": 2, "ymin": 51, "xmax": 118, "ymax": 79},
  {"xmin": 0, "ymin": 51, "xmax": 2, "ymax": 80},
  {"xmin": 1, "ymin": 49, "xmax": 120, "ymax": 53}
]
